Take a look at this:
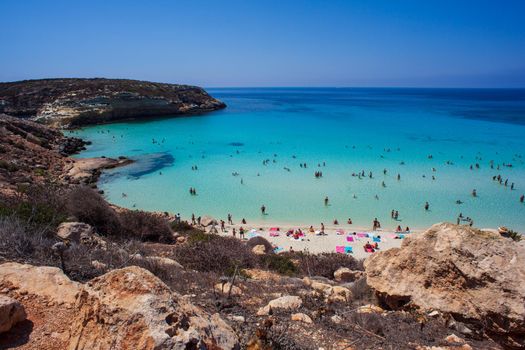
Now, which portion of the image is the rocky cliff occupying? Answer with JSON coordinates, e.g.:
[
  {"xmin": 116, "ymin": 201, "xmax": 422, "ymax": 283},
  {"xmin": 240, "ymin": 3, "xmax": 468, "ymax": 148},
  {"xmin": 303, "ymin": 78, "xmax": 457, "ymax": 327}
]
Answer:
[
  {"xmin": 0, "ymin": 78, "xmax": 225, "ymax": 127},
  {"xmin": 365, "ymin": 223, "xmax": 525, "ymax": 348}
]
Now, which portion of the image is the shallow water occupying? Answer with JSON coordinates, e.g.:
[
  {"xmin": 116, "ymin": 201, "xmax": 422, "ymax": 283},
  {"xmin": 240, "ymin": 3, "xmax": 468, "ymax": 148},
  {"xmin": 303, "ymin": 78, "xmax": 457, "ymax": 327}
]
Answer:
[{"xmin": 70, "ymin": 88, "xmax": 525, "ymax": 230}]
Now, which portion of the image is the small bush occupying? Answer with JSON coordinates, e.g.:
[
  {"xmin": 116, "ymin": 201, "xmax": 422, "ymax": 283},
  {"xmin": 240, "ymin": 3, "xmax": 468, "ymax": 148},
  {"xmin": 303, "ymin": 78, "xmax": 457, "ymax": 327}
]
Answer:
[
  {"xmin": 119, "ymin": 210, "xmax": 173, "ymax": 242},
  {"xmin": 259, "ymin": 254, "xmax": 297, "ymax": 276},
  {"xmin": 173, "ymin": 234, "xmax": 256, "ymax": 274},
  {"xmin": 0, "ymin": 185, "xmax": 67, "ymax": 230},
  {"xmin": 292, "ymin": 252, "xmax": 363, "ymax": 278},
  {"xmin": 171, "ymin": 221, "xmax": 197, "ymax": 233},
  {"xmin": 186, "ymin": 230, "xmax": 214, "ymax": 244},
  {"xmin": 506, "ymin": 229, "xmax": 522, "ymax": 242},
  {"xmin": 0, "ymin": 216, "xmax": 58, "ymax": 266},
  {"xmin": 65, "ymin": 186, "xmax": 121, "ymax": 236}
]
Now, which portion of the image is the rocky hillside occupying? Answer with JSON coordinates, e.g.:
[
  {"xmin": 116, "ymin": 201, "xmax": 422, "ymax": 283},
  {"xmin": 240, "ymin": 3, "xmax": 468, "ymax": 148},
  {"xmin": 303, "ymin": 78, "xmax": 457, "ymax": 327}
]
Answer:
[
  {"xmin": 365, "ymin": 223, "xmax": 525, "ymax": 349},
  {"xmin": 0, "ymin": 78, "xmax": 226, "ymax": 127}
]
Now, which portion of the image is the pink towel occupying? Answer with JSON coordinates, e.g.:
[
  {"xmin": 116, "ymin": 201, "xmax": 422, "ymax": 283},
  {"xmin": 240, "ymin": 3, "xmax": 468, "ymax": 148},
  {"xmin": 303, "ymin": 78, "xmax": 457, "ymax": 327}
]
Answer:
[
  {"xmin": 357, "ymin": 233, "xmax": 368, "ymax": 238},
  {"xmin": 346, "ymin": 236, "xmax": 354, "ymax": 242},
  {"xmin": 335, "ymin": 246, "xmax": 345, "ymax": 253}
]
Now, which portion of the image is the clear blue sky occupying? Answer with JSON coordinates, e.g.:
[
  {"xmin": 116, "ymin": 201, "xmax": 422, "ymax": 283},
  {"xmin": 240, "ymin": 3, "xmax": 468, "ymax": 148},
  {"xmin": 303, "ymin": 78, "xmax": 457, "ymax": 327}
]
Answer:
[{"xmin": 1, "ymin": 0, "xmax": 524, "ymax": 87}]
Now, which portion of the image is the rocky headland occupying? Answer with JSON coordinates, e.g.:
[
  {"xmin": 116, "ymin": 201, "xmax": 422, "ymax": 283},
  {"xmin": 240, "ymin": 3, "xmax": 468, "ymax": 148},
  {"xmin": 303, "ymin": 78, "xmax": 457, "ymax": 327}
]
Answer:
[{"xmin": 0, "ymin": 78, "xmax": 226, "ymax": 127}]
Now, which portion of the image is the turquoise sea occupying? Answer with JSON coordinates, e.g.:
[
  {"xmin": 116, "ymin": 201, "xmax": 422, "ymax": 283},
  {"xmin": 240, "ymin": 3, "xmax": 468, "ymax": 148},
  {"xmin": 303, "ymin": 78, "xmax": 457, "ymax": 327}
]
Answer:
[{"xmin": 70, "ymin": 88, "xmax": 525, "ymax": 231}]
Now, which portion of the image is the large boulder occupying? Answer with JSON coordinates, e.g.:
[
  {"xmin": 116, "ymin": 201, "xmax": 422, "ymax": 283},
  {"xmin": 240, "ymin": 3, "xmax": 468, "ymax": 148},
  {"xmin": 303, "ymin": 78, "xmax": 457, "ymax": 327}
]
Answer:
[
  {"xmin": 200, "ymin": 215, "xmax": 217, "ymax": 227},
  {"xmin": 0, "ymin": 263, "xmax": 239, "ymax": 350},
  {"xmin": 0, "ymin": 295, "xmax": 26, "ymax": 333},
  {"xmin": 69, "ymin": 266, "xmax": 239, "ymax": 350},
  {"xmin": 365, "ymin": 223, "xmax": 525, "ymax": 347},
  {"xmin": 0, "ymin": 263, "xmax": 80, "ymax": 305}
]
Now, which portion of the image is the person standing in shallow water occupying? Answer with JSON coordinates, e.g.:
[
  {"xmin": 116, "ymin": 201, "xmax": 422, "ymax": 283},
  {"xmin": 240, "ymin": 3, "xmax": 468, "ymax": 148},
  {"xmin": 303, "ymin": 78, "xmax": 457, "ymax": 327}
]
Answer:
[
  {"xmin": 261, "ymin": 205, "xmax": 266, "ymax": 215},
  {"xmin": 425, "ymin": 202, "xmax": 429, "ymax": 211},
  {"xmin": 521, "ymin": 194, "xmax": 524, "ymax": 203},
  {"xmin": 324, "ymin": 196, "xmax": 329, "ymax": 206}
]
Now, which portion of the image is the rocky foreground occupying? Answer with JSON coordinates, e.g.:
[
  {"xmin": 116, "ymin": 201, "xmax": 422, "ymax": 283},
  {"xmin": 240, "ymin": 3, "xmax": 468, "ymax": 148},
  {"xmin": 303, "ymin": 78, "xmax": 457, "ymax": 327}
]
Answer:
[
  {"xmin": 0, "ymin": 78, "xmax": 225, "ymax": 127},
  {"xmin": 1, "ymin": 219, "xmax": 522, "ymax": 349}
]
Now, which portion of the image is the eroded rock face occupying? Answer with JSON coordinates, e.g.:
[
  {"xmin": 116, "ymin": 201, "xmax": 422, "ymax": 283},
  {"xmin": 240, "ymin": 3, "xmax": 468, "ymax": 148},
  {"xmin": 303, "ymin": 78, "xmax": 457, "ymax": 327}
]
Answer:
[
  {"xmin": 0, "ymin": 263, "xmax": 239, "ymax": 350},
  {"xmin": 365, "ymin": 223, "xmax": 525, "ymax": 347},
  {"xmin": 0, "ymin": 295, "xmax": 26, "ymax": 333},
  {"xmin": 0, "ymin": 78, "xmax": 225, "ymax": 127},
  {"xmin": 70, "ymin": 266, "xmax": 239, "ymax": 350}
]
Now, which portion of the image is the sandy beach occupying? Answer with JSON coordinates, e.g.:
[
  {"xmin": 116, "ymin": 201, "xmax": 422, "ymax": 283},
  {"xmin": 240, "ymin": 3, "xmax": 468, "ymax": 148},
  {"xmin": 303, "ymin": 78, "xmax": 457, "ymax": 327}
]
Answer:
[{"xmin": 206, "ymin": 221, "xmax": 421, "ymax": 259}]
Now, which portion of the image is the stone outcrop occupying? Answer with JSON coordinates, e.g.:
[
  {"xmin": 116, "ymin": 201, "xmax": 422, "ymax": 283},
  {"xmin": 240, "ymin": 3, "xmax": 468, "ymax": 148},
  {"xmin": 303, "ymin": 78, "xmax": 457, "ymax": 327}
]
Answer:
[
  {"xmin": 333, "ymin": 267, "xmax": 364, "ymax": 282},
  {"xmin": 365, "ymin": 223, "xmax": 525, "ymax": 347},
  {"xmin": 0, "ymin": 295, "xmax": 26, "ymax": 333},
  {"xmin": 0, "ymin": 78, "xmax": 226, "ymax": 127},
  {"xmin": 0, "ymin": 263, "xmax": 239, "ymax": 349}
]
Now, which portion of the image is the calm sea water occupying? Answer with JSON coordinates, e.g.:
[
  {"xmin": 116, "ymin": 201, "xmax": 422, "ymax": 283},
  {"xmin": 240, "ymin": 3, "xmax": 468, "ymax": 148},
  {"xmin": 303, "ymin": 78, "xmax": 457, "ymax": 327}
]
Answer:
[{"xmin": 70, "ymin": 88, "xmax": 525, "ymax": 230}]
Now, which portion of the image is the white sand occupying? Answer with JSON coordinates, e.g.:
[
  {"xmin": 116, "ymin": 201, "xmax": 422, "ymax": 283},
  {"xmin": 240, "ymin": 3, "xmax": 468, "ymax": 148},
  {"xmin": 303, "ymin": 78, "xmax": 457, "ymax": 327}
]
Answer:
[{"xmin": 211, "ymin": 222, "xmax": 421, "ymax": 260}]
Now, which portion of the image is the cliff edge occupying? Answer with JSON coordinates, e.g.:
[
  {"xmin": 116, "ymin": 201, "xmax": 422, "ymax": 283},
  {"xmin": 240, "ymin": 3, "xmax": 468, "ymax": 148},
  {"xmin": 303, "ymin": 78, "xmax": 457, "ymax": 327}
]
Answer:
[{"xmin": 0, "ymin": 78, "xmax": 225, "ymax": 127}]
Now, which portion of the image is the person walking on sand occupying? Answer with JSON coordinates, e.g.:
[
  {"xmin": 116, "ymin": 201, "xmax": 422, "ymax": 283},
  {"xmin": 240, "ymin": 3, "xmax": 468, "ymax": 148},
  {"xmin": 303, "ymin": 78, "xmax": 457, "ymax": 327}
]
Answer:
[
  {"xmin": 220, "ymin": 220, "xmax": 225, "ymax": 232},
  {"xmin": 320, "ymin": 223, "xmax": 325, "ymax": 235},
  {"xmin": 191, "ymin": 213, "xmax": 196, "ymax": 225},
  {"xmin": 228, "ymin": 213, "xmax": 233, "ymax": 225},
  {"xmin": 232, "ymin": 228, "xmax": 236, "ymax": 238}
]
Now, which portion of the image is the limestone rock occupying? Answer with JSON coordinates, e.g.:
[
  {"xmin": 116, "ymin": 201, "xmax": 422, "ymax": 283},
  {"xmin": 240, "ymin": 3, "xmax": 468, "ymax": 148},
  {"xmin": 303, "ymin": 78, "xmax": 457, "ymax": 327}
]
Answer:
[
  {"xmin": 0, "ymin": 263, "xmax": 239, "ymax": 350},
  {"xmin": 365, "ymin": 223, "xmax": 525, "ymax": 348},
  {"xmin": 291, "ymin": 313, "xmax": 313, "ymax": 324},
  {"xmin": 200, "ymin": 215, "xmax": 217, "ymax": 227},
  {"xmin": 333, "ymin": 267, "xmax": 364, "ymax": 282},
  {"xmin": 68, "ymin": 266, "xmax": 239, "ymax": 350},
  {"xmin": 215, "ymin": 282, "xmax": 243, "ymax": 296},
  {"xmin": 0, "ymin": 295, "xmax": 27, "ymax": 333},
  {"xmin": 326, "ymin": 286, "xmax": 352, "ymax": 303},
  {"xmin": 356, "ymin": 304, "xmax": 384, "ymax": 314},
  {"xmin": 268, "ymin": 295, "xmax": 302, "ymax": 310},
  {"xmin": 252, "ymin": 245, "xmax": 266, "ymax": 255},
  {"xmin": 56, "ymin": 222, "xmax": 94, "ymax": 243},
  {"xmin": 145, "ymin": 256, "xmax": 183, "ymax": 270},
  {"xmin": 257, "ymin": 295, "xmax": 302, "ymax": 316},
  {"xmin": 0, "ymin": 263, "xmax": 80, "ymax": 305},
  {"xmin": 0, "ymin": 78, "xmax": 226, "ymax": 127}
]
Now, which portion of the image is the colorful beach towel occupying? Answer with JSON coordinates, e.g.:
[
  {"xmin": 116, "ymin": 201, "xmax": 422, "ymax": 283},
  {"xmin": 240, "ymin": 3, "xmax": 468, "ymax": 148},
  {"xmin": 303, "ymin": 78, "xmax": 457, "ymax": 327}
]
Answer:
[
  {"xmin": 274, "ymin": 247, "xmax": 284, "ymax": 253},
  {"xmin": 344, "ymin": 246, "xmax": 353, "ymax": 254},
  {"xmin": 346, "ymin": 236, "xmax": 354, "ymax": 242},
  {"xmin": 336, "ymin": 229, "xmax": 345, "ymax": 235},
  {"xmin": 269, "ymin": 231, "xmax": 280, "ymax": 237},
  {"xmin": 357, "ymin": 233, "xmax": 368, "ymax": 238},
  {"xmin": 373, "ymin": 236, "xmax": 381, "ymax": 243},
  {"xmin": 335, "ymin": 246, "xmax": 345, "ymax": 253}
]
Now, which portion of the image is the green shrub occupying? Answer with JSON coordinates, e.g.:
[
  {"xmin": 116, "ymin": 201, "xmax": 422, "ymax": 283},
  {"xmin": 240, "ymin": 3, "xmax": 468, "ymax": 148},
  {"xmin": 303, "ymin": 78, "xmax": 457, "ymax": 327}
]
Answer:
[{"xmin": 260, "ymin": 254, "xmax": 297, "ymax": 276}]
